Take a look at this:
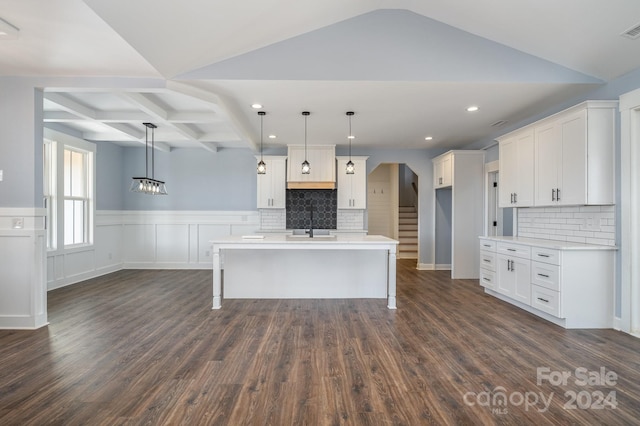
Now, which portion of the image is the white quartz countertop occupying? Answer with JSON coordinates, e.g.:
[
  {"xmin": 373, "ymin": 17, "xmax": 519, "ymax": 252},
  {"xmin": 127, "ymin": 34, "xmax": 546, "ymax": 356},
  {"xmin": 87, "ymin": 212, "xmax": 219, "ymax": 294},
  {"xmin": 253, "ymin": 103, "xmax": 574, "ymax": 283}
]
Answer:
[
  {"xmin": 211, "ymin": 234, "xmax": 398, "ymax": 246},
  {"xmin": 479, "ymin": 236, "xmax": 617, "ymax": 251}
]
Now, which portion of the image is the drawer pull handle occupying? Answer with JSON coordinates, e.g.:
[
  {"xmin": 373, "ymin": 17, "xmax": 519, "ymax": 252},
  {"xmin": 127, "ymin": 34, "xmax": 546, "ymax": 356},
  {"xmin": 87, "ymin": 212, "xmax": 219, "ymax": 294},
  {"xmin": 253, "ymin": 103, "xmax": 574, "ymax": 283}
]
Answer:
[
  {"xmin": 538, "ymin": 273, "xmax": 550, "ymax": 278},
  {"xmin": 483, "ymin": 278, "xmax": 491, "ymax": 282},
  {"xmin": 537, "ymin": 297, "xmax": 550, "ymax": 303},
  {"xmin": 483, "ymin": 259, "xmax": 491, "ymax": 263},
  {"xmin": 483, "ymin": 244, "xmax": 491, "ymax": 247},
  {"xmin": 507, "ymin": 248, "xmax": 516, "ymax": 252},
  {"xmin": 538, "ymin": 254, "xmax": 550, "ymax": 258}
]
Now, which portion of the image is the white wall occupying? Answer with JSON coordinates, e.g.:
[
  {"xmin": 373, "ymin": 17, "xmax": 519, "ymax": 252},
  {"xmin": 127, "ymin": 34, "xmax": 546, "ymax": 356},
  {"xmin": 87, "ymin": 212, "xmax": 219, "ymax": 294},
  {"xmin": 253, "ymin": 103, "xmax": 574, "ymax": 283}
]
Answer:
[{"xmin": 46, "ymin": 210, "xmax": 259, "ymax": 290}]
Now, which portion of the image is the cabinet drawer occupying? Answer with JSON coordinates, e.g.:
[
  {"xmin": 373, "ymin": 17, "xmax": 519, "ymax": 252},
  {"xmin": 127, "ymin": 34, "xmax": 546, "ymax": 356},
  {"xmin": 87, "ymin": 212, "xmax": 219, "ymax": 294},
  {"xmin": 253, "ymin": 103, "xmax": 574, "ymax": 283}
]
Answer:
[
  {"xmin": 531, "ymin": 284, "xmax": 561, "ymax": 317},
  {"xmin": 479, "ymin": 239, "xmax": 496, "ymax": 251},
  {"xmin": 480, "ymin": 250, "xmax": 496, "ymax": 272},
  {"xmin": 531, "ymin": 262, "xmax": 560, "ymax": 291},
  {"xmin": 497, "ymin": 242, "xmax": 530, "ymax": 259},
  {"xmin": 479, "ymin": 269, "xmax": 496, "ymax": 290},
  {"xmin": 531, "ymin": 247, "xmax": 560, "ymax": 265}
]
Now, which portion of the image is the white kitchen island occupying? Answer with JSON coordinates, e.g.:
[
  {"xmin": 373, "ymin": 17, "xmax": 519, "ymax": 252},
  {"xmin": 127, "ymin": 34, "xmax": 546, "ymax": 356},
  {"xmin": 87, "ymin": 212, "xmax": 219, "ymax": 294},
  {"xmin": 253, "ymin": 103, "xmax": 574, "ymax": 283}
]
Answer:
[{"xmin": 210, "ymin": 234, "xmax": 399, "ymax": 309}]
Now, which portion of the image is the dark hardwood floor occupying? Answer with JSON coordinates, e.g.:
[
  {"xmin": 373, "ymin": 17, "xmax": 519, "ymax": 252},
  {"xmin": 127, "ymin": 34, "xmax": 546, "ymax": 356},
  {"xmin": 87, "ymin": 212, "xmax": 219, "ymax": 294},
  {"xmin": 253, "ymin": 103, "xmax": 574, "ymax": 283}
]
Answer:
[{"xmin": 1, "ymin": 260, "xmax": 640, "ymax": 425}]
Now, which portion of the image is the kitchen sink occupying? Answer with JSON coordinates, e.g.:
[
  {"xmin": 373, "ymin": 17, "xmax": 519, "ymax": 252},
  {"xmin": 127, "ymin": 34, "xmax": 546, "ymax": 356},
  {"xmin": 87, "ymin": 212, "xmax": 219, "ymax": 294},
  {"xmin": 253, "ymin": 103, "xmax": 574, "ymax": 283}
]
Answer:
[{"xmin": 287, "ymin": 229, "xmax": 336, "ymax": 240}]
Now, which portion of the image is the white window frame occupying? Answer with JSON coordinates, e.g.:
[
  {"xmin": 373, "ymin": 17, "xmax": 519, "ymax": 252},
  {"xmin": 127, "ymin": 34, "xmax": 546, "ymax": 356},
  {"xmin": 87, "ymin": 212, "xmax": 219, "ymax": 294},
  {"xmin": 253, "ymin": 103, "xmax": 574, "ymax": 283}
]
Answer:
[
  {"xmin": 43, "ymin": 139, "xmax": 57, "ymax": 250},
  {"xmin": 43, "ymin": 129, "xmax": 96, "ymax": 252}
]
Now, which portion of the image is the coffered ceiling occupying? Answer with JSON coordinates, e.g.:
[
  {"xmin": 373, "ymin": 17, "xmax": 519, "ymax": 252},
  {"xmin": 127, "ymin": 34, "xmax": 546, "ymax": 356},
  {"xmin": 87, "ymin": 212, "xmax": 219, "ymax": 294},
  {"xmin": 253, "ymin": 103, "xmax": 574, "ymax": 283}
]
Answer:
[{"xmin": 2, "ymin": 0, "xmax": 640, "ymax": 152}]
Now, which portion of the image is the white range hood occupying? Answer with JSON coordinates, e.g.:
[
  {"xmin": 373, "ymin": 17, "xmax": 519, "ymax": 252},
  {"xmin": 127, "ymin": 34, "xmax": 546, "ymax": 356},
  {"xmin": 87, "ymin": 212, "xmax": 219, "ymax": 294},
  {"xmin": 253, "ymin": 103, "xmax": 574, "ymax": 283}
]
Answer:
[{"xmin": 287, "ymin": 145, "xmax": 336, "ymax": 189}]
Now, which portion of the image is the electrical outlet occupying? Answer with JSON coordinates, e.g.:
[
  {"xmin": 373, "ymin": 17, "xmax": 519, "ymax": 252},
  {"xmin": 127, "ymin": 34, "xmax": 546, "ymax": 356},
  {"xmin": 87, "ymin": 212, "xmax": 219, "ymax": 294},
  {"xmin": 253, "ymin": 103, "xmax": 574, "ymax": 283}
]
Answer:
[
  {"xmin": 205, "ymin": 250, "xmax": 211, "ymax": 257},
  {"xmin": 108, "ymin": 252, "xmax": 112, "ymax": 260},
  {"xmin": 12, "ymin": 218, "xmax": 24, "ymax": 229},
  {"xmin": 0, "ymin": 169, "xmax": 3, "ymax": 181}
]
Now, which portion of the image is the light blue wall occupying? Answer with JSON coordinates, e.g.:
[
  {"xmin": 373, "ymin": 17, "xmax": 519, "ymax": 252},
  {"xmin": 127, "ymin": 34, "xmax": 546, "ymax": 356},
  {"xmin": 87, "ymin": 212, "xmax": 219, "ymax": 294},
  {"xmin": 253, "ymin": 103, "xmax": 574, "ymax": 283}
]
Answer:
[
  {"xmin": 121, "ymin": 147, "xmax": 257, "ymax": 211},
  {"xmin": 96, "ymin": 143, "xmax": 125, "ymax": 210}
]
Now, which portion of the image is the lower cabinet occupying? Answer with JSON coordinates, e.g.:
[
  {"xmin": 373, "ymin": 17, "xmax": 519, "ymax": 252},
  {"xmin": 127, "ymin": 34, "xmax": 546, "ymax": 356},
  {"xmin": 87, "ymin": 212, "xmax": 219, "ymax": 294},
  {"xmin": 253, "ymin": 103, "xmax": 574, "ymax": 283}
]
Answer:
[{"xmin": 479, "ymin": 237, "xmax": 615, "ymax": 329}]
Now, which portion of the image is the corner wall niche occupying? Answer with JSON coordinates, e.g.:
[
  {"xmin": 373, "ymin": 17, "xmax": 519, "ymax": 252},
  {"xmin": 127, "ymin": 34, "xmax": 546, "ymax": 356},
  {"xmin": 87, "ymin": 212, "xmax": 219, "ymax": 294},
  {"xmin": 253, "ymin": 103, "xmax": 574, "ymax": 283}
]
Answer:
[{"xmin": 286, "ymin": 189, "xmax": 337, "ymax": 229}]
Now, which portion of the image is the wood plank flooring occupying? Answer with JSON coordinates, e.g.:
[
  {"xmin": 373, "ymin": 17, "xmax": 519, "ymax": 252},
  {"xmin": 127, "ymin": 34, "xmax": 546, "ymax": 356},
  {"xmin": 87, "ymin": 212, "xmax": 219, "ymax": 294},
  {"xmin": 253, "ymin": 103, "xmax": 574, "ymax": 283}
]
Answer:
[{"xmin": 1, "ymin": 260, "xmax": 640, "ymax": 425}]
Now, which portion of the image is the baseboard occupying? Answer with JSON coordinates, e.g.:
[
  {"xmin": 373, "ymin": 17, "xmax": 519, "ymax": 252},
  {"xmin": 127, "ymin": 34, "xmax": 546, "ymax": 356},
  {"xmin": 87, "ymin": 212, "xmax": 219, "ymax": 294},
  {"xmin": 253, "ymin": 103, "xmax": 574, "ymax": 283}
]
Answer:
[
  {"xmin": 416, "ymin": 263, "xmax": 434, "ymax": 270},
  {"xmin": 613, "ymin": 316, "xmax": 622, "ymax": 331},
  {"xmin": 123, "ymin": 262, "xmax": 211, "ymax": 270},
  {"xmin": 48, "ymin": 264, "xmax": 123, "ymax": 291},
  {"xmin": 0, "ymin": 315, "xmax": 49, "ymax": 330},
  {"xmin": 435, "ymin": 263, "xmax": 451, "ymax": 270}
]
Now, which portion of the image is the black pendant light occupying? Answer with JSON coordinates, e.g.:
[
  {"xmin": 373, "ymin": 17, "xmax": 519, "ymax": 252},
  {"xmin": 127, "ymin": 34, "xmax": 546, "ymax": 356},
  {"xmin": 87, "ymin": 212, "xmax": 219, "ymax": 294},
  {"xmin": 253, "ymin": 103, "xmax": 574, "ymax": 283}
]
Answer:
[
  {"xmin": 257, "ymin": 111, "xmax": 266, "ymax": 174},
  {"xmin": 301, "ymin": 111, "xmax": 311, "ymax": 174},
  {"xmin": 130, "ymin": 123, "xmax": 168, "ymax": 195},
  {"xmin": 346, "ymin": 111, "xmax": 355, "ymax": 174}
]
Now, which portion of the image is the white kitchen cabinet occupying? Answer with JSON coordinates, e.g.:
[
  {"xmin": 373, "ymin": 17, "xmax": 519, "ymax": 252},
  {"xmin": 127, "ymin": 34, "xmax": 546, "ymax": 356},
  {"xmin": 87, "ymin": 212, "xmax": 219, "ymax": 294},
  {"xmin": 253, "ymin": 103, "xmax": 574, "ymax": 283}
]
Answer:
[
  {"xmin": 336, "ymin": 156, "xmax": 368, "ymax": 209},
  {"xmin": 433, "ymin": 152, "xmax": 452, "ymax": 189},
  {"xmin": 432, "ymin": 150, "xmax": 485, "ymax": 279},
  {"xmin": 287, "ymin": 145, "xmax": 336, "ymax": 188},
  {"xmin": 497, "ymin": 128, "xmax": 534, "ymax": 207},
  {"xmin": 479, "ymin": 237, "xmax": 615, "ymax": 329},
  {"xmin": 533, "ymin": 101, "xmax": 616, "ymax": 206},
  {"xmin": 256, "ymin": 156, "xmax": 286, "ymax": 208},
  {"xmin": 495, "ymin": 242, "xmax": 531, "ymax": 305}
]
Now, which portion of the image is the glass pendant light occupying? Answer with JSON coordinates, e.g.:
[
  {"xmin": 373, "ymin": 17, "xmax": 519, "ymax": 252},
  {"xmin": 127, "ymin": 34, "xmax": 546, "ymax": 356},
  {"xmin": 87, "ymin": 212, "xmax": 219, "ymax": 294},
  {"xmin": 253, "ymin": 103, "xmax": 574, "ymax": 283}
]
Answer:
[
  {"xmin": 346, "ymin": 111, "xmax": 355, "ymax": 174},
  {"xmin": 301, "ymin": 111, "xmax": 311, "ymax": 174},
  {"xmin": 257, "ymin": 111, "xmax": 266, "ymax": 174},
  {"xmin": 130, "ymin": 123, "xmax": 168, "ymax": 195}
]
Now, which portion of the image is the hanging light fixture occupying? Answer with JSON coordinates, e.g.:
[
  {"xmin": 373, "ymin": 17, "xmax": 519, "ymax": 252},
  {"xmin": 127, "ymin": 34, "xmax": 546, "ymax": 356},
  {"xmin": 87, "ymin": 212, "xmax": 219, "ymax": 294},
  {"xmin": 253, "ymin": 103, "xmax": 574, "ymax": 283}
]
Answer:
[
  {"xmin": 257, "ymin": 111, "xmax": 267, "ymax": 174},
  {"xmin": 301, "ymin": 111, "xmax": 311, "ymax": 174},
  {"xmin": 346, "ymin": 111, "xmax": 355, "ymax": 174},
  {"xmin": 130, "ymin": 123, "xmax": 168, "ymax": 195}
]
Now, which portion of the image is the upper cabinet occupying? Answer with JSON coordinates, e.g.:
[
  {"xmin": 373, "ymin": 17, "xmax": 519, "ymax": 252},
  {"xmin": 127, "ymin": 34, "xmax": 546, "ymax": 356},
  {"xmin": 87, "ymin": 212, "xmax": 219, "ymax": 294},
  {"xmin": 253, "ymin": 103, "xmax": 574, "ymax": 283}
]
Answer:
[
  {"xmin": 497, "ymin": 128, "xmax": 534, "ymax": 208},
  {"xmin": 497, "ymin": 100, "xmax": 616, "ymax": 208},
  {"xmin": 287, "ymin": 145, "xmax": 336, "ymax": 189},
  {"xmin": 433, "ymin": 152, "xmax": 452, "ymax": 189},
  {"xmin": 256, "ymin": 156, "xmax": 286, "ymax": 209},
  {"xmin": 336, "ymin": 156, "xmax": 368, "ymax": 209},
  {"xmin": 533, "ymin": 101, "xmax": 616, "ymax": 206}
]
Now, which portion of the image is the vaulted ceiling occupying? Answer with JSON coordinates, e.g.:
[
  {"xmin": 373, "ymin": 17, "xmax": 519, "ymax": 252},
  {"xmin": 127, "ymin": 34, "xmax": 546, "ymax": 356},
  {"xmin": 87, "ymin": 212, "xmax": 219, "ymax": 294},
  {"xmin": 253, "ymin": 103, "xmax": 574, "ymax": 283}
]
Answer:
[{"xmin": 2, "ymin": 0, "xmax": 640, "ymax": 152}]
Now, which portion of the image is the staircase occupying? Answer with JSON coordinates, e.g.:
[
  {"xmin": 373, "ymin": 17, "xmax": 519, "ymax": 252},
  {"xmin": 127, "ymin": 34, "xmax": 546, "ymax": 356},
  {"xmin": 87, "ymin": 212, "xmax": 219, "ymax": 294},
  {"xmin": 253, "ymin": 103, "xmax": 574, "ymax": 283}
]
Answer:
[{"xmin": 398, "ymin": 206, "xmax": 418, "ymax": 259}]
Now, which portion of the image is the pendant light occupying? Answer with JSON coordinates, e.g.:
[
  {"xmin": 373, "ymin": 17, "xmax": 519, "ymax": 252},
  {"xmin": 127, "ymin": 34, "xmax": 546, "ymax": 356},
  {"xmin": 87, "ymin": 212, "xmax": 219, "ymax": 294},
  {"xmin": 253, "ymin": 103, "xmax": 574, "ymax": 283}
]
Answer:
[
  {"xmin": 346, "ymin": 111, "xmax": 355, "ymax": 174},
  {"xmin": 130, "ymin": 123, "xmax": 168, "ymax": 195},
  {"xmin": 257, "ymin": 111, "xmax": 266, "ymax": 174},
  {"xmin": 301, "ymin": 111, "xmax": 311, "ymax": 174}
]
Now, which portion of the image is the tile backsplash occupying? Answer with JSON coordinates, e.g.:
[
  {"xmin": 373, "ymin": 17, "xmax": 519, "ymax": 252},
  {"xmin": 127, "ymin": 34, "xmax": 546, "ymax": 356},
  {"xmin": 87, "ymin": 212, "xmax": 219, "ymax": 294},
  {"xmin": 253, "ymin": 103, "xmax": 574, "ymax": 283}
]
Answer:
[
  {"xmin": 286, "ymin": 189, "xmax": 337, "ymax": 229},
  {"xmin": 517, "ymin": 205, "xmax": 616, "ymax": 246}
]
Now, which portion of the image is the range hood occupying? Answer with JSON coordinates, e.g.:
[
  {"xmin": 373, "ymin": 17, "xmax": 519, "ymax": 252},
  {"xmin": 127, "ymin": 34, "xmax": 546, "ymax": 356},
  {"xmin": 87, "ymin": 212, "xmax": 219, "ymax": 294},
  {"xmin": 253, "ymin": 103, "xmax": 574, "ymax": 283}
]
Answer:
[{"xmin": 287, "ymin": 145, "xmax": 336, "ymax": 189}]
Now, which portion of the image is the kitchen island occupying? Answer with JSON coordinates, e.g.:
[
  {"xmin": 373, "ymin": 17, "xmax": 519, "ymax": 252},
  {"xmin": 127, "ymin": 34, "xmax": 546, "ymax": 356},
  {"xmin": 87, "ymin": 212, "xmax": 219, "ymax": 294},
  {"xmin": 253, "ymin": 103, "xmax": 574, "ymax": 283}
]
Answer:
[{"xmin": 211, "ymin": 234, "xmax": 399, "ymax": 309}]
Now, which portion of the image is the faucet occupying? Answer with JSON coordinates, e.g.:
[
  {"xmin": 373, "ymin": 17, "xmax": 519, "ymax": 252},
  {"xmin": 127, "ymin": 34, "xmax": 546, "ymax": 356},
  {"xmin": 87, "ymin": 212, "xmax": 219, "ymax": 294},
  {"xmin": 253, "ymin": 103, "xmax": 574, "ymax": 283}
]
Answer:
[{"xmin": 306, "ymin": 200, "xmax": 314, "ymax": 238}]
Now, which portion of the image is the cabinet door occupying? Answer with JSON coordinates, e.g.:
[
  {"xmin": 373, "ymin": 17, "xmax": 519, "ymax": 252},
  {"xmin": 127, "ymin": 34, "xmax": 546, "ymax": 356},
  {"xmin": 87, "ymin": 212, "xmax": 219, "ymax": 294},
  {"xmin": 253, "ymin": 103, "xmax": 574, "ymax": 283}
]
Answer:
[
  {"xmin": 515, "ymin": 130, "xmax": 534, "ymax": 206},
  {"xmin": 511, "ymin": 257, "xmax": 531, "ymax": 305},
  {"xmin": 433, "ymin": 154, "xmax": 452, "ymax": 188},
  {"xmin": 559, "ymin": 110, "xmax": 587, "ymax": 205},
  {"xmin": 535, "ymin": 121, "xmax": 560, "ymax": 206},
  {"xmin": 496, "ymin": 255, "xmax": 514, "ymax": 297},
  {"xmin": 270, "ymin": 158, "xmax": 287, "ymax": 208},
  {"xmin": 498, "ymin": 137, "xmax": 517, "ymax": 207},
  {"xmin": 257, "ymin": 157, "xmax": 286, "ymax": 208}
]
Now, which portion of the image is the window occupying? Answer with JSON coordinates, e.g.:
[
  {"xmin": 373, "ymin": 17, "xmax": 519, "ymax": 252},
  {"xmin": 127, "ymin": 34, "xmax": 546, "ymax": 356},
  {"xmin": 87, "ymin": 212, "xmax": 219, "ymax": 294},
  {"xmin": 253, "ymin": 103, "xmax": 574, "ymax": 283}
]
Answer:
[
  {"xmin": 63, "ymin": 147, "xmax": 92, "ymax": 246},
  {"xmin": 43, "ymin": 129, "xmax": 95, "ymax": 251}
]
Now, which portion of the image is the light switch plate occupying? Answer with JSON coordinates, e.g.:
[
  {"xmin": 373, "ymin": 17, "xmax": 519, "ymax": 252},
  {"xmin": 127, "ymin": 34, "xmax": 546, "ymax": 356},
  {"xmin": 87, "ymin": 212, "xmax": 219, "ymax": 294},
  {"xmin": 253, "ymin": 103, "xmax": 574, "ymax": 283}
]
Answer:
[
  {"xmin": 12, "ymin": 218, "xmax": 24, "ymax": 229},
  {"xmin": 0, "ymin": 170, "xmax": 3, "ymax": 181}
]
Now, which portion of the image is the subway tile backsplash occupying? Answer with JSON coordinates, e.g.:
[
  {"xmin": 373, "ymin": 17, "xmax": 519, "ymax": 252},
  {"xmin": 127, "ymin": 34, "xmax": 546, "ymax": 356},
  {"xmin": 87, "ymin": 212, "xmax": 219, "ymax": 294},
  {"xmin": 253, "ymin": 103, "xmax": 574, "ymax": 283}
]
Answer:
[
  {"xmin": 517, "ymin": 205, "xmax": 616, "ymax": 246},
  {"xmin": 286, "ymin": 189, "xmax": 337, "ymax": 229}
]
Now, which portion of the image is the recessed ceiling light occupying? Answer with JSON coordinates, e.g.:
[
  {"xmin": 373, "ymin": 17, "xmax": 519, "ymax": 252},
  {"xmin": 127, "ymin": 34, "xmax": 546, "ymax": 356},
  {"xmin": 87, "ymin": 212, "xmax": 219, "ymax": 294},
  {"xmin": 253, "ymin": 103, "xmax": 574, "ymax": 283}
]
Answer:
[
  {"xmin": 466, "ymin": 105, "xmax": 479, "ymax": 112},
  {"xmin": 425, "ymin": 136, "xmax": 433, "ymax": 141},
  {"xmin": 251, "ymin": 103, "xmax": 263, "ymax": 109},
  {"xmin": 348, "ymin": 135, "xmax": 355, "ymax": 139},
  {"xmin": 268, "ymin": 135, "xmax": 276, "ymax": 139}
]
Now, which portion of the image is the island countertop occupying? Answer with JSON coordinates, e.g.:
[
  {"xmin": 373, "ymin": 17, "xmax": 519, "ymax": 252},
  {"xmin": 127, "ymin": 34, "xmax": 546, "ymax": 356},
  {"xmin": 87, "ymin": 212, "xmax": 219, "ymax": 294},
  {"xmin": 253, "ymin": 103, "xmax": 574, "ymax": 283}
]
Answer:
[{"xmin": 210, "ymin": 233, "xmax": 398, "ymax": 247}]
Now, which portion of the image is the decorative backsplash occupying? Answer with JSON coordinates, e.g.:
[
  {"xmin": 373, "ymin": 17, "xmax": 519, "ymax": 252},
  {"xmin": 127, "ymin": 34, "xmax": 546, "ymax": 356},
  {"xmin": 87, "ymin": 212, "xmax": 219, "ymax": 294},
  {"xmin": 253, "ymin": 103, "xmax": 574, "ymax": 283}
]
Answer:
[{"xmin": 286, "ymin": 189, "xmax": 337, "ymax": 229}]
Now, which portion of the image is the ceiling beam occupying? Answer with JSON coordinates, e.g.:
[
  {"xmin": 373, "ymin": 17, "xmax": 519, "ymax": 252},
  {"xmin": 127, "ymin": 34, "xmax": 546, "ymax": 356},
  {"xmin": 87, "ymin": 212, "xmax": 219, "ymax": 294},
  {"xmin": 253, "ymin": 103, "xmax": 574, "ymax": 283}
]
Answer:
[
  {"xmin": 166, "ymin": 81, "xmax": 258, "ymax": 152},
  {"xmin": 44, "ymin": 93, "xmax": 97, "ymax": 120}
]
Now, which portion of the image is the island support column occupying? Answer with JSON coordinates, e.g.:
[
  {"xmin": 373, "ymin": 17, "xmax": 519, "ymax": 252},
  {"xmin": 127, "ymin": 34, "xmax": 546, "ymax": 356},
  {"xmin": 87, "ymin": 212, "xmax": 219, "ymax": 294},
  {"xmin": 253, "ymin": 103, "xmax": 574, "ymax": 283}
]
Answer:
[
  {"xmin": 387, "ymin": 246, "xmax": 397, "ymax": 309},
  {"xmin": 212, "ymin": 244, "xmax": 222, "ymax": 309}
]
